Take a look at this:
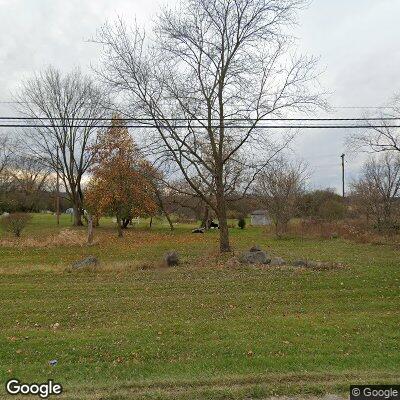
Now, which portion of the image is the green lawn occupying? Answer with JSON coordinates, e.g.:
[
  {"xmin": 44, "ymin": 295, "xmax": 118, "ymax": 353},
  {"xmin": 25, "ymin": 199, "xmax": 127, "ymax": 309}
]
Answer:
[{"xmin": 0, "ymin": 214, "xmax": 399, "ymax": 399}]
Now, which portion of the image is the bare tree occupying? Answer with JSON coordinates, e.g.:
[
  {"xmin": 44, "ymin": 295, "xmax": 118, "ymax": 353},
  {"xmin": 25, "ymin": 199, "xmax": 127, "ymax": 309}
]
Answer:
[
  {"xmin": 351, "ymin": 153, "xmax": 400, "ymax": 230},
  {"xmin": 150, "ymin": 178, "xmax": 175, "ymax": 231},
  {"xmin": 255, "ymin": 158, "xmax": 307, "ymax": 236},
  {"xmin": 16, "ymin": 67, "xmax": 109, "ymax": 225},
  {"xmin": 9, "ymin": 155, "xmax": 50, "ymax": 193},
  {"xmin": 172, "ymin": 180, "xmax": 213, "ymax": 228},
  {"xmin": 0, "ymin": 134, "xmax": 13, "ymax": 192},
  {"xmin": 165, "ymin": 182, "xmax": 205, "ymax": 222},
  {"xmin": 348, "ymin": 93, "xmax": 400, "ymax": 154},
  {"xmin": 8, "ymin": 155, "xmax": 51, "ymax": 211},
  {"xmin": 0, "ymin": 135, "xmax": 11, "ymax": 174},
  {"xmin": 96, "ymin": 0, "xmax": 324, "ymax": 251}
]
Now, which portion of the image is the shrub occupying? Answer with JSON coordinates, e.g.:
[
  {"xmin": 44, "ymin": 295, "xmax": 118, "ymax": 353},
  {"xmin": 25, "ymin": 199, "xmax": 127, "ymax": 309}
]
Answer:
[
  {"xmin": 298, "ymin": 189, "xmax": 345, "ymax": 221},
  {"xmin": 317, "ymin": 198, "xmax": 346, "ymax": 221},
  {"xmin": 238, "ymin": 217, "xmax": 246, "ymax": 230},
  {"xmin": 0, "ymin": 199, "xmax": 17, "ymax": 213},
  {"xmin": 291, "ymin": 218, "xmax": 388, "ymax": 245},
  {"xmin": 0, "ymin": 213, "xmax": 32, "ymax": 237}
]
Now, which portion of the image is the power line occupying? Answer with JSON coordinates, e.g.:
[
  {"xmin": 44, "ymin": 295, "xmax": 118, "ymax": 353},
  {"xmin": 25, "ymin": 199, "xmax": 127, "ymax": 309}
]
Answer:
[
  {"xmin": 331, "ymin": 106, "xmax": 397, "ymax": 109},
  {"xmin": 0, "ymin": 123, "xmax": 400, "ymax": 129},
  {"xmin": 0, "ymin": 115, "xmax": 399, "ymax": 129},
  {"xmin": 0, "ymin": 100, "xmax": 396, "ymax": 110},
  {"xmin": 0, "ymin": 116, "xmax": 399, "ymax": 121}
]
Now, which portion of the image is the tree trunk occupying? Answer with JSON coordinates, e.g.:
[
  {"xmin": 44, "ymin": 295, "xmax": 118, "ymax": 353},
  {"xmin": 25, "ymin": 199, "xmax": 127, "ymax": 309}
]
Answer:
[
  {"xmin": 218, "ymin": 208, "xmax": 230, "ymax": 252},
  {"xmin": 154, "ymin": 187, "xmax": 174, "ymax": 231},
  {"xmin": 215, "ymin": 184, "xmax": 230, "ymax": 252},
  {"xmin": 71, "ymin": 190, "xmax": 84, "ymax": 226},
  {"xmin": 116, "ymin": 215, "xmax": 123, "ymax": 237},
  {"xmin": 164, "ymin": 211, "xmax": 174, "ymax": 231},
  {"xmin": 200, "ymin": 206, "xmax": 210, "ymax": 229},
  {"xmin": 73, "ymin": 204, "xmax": 83, "ymax": 226},
  {"xmin": 275, "ymin": 221, "xmax": 281, "ymax": 238},
  {"xmin": 149, "ymin": 216, "xmax": 153, "ymax": 228},
  {"xmin": 87, "ymin": 214, "xmax": 94, "ymax": 245}
]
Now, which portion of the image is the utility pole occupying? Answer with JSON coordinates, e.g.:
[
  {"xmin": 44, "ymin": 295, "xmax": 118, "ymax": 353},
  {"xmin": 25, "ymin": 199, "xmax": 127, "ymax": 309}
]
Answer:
[
  {"xmin": 56, "ymin": 146, "xmax": 60, "ymax": 225},
  {"xmin": 341, "ymin": 153, "xmax": 345, "ymax": 198}
]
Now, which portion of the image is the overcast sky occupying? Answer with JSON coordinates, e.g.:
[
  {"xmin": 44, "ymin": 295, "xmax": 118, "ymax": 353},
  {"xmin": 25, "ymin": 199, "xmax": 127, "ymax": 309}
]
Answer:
[{"xmin": 1, "ymin": 0, "xmax": 399, "ymax": 192}]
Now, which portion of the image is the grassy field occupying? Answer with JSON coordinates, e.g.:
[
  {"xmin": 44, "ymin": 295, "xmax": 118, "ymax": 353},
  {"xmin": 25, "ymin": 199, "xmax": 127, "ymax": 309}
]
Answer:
[{"xmin": 0, "ymin": 214, "xmax": 399, "ymax": 399}]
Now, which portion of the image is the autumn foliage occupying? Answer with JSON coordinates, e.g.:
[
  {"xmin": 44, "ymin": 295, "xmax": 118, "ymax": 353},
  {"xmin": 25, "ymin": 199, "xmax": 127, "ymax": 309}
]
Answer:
[{"xmin": 85, "ymin": 117, "xmax": 157, "ymax": 236}]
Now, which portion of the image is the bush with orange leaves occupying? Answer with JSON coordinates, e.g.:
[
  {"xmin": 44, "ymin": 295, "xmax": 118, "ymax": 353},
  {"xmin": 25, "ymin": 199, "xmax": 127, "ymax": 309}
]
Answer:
[{"xmin": 85, "ymin": 117, "xmax": 157, "ymax": 237}]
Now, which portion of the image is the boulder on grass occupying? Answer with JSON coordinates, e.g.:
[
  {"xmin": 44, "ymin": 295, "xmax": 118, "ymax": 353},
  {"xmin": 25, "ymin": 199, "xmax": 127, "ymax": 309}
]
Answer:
[
  {"xmin": 239, "ymin": 247, "xmax": 271, "ymax": 265},
  {"xmin": 71, "ymin": 256, "xmax": 99, "ymax": 270},
  {"xmin": 270, "ymin": 257, "xmax": 286, "ymax": 266},
  {"xmin": 164, "ymin": 251, "xmax": 179, "ymax": 267}
]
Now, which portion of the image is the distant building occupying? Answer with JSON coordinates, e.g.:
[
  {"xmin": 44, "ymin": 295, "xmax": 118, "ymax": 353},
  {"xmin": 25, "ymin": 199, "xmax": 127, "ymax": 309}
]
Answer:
[
  {"xmin": 65, "ymin": 208, "xmax": 88, "ymax": 215},
  {"xmin": 250, "ymin": 210, "xmax": 271, "ymax": 226}
]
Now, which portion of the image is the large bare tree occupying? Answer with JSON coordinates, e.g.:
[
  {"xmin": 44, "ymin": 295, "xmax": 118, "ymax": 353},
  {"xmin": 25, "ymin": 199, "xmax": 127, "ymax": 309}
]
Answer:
[
  {"xmin": 255, "ymin": 157, "xmax": 307, "ymax": 236},
  {"xmin": 351, "ymin": 153, "xmax": 400, "ymax": 230},
  {"xmin": 8, "ymin": 155, "xmax": 51, "ymax": 211},
  {"xmin": 0, "ymin": 134, "xmax": 13, "ymax": 193},
  {"xmin": 0, "ymin": 135, "xmax": 10, "ymax": 173},
  {"xmin": 16, "ymin": 67, "xmax": 109, "ymax": 225},
  {"xmin": 96, "ymin": 0, "xmax": 324, "ymax": 251}
]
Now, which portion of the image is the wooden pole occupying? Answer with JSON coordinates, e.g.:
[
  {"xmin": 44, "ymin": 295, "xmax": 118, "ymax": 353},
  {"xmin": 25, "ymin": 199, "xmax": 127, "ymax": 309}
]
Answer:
[
  {"xmin": 341, "ymin": 153, "xmax": 345, "ymax": 198},
  {"xmin": 87, "ymin": 214, "xmax": 94, "ymax": 245},
  {"xmin": 56, "ymin": 146, "xmax": 60, "ymax": 225}
]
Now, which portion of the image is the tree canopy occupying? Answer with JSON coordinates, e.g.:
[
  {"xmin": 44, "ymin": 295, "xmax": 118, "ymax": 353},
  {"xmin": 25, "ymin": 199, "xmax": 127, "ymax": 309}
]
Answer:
[{"xmin": 85, "ymin": 117, "xmax": 157, "ymax": 236}]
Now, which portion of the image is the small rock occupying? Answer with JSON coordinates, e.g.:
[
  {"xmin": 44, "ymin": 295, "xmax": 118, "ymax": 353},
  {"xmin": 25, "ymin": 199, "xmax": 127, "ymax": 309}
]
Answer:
[
  {"xmin": 292, "ymin": 259, "xmax": 307, "ymax": 267},
  {"xmin": 270, "ymin": 257, "xmax": 285, "ymax": 266},
  {"xmin": 164, "ymin": 251, "xmax": 179, "ymax": 267},
  {"xmin": 71, "ymin": 256, "xmax": 99, "ymax": 269}
]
